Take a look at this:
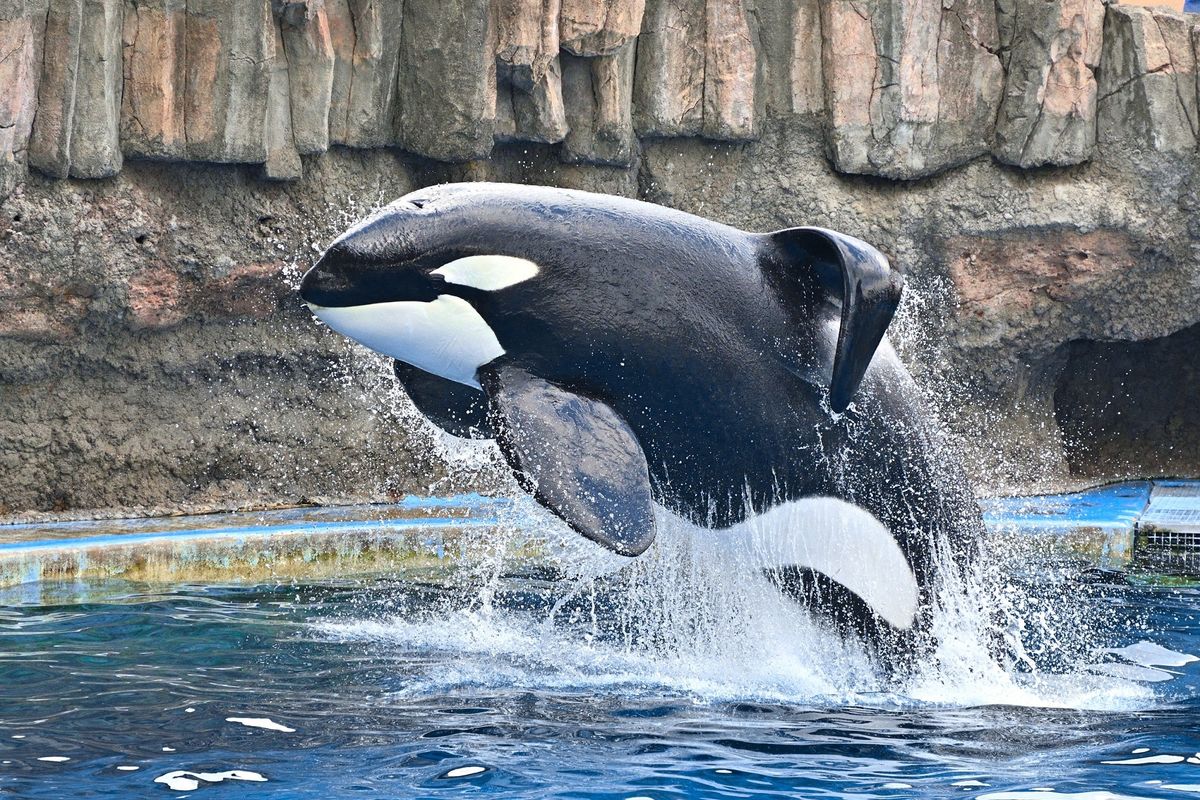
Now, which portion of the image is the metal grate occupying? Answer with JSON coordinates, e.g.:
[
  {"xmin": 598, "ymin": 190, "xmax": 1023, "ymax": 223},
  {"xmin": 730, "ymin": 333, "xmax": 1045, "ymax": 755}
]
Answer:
[
  {"xmin": 1139, "ymin": 529, "xmax": 1200, "ymax": 551},
  {"xmin": 1134, "ymin": 488, "xmax": 1200, "ymax": 575}
]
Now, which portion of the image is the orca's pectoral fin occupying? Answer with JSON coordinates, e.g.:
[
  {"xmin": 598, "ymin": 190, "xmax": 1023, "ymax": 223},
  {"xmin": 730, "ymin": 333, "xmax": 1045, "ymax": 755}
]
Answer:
[
  {"xmin": 393, "ymin": 360, "xmax": 493, "ymax": 439},
  {"xmin": 480, "ymin": 365, "xmax": 655, "ymax": 557},
  {"xmin": 767, "ymin": 227, "xmax": 904, "ymax": 413}
]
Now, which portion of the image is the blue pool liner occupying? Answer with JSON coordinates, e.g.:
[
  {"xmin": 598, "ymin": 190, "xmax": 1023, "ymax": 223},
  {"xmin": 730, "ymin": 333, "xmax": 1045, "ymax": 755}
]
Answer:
[
  {"xmin": 980, "ymin": 481, "xmax": 1152, "ymax": 533},
  {"xmin": 0, "ymin": 494, "xmax": 509, "ymax": 553}
]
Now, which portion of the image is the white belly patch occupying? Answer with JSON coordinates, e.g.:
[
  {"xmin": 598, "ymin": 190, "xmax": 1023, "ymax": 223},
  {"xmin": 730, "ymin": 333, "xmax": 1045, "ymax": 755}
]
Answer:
[
  {"xmin": 669, "ymin": 498, "xmax": 919, "ymax": 630},
  {"xmin": 308, "ymin": 295, "xmax": 504, "ymax": 388}
]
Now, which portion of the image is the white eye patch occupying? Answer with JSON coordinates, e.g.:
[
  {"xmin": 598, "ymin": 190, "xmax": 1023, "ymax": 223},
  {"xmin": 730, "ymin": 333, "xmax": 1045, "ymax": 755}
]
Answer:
[{"xmin": 432, "ymin": 255, "xmax": 539, "ymax": 291}]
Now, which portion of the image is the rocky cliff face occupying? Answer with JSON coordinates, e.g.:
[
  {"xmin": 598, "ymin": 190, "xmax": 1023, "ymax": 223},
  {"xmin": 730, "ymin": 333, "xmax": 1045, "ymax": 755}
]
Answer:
[{"xmin": 1, "ymin": 0, "xmax": 1198, "ymax": 515}]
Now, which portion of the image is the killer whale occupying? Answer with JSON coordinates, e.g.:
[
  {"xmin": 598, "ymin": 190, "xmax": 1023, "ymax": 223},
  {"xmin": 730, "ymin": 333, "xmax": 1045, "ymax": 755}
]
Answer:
[{"xmin": 299, "ymin": 182, "xmax": 983, "ymax": 650}]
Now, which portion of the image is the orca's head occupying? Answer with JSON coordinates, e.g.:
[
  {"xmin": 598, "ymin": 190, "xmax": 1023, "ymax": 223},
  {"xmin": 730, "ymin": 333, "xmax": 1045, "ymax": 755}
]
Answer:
[{"xmin": 299, "ymin": 186, "xmax": 543, "ymax": 389}]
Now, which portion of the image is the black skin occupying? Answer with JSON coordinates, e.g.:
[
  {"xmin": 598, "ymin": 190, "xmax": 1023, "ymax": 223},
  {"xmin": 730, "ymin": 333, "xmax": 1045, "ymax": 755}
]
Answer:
[{"xmin": 300, "ymin": 182, "xmax": 984, "ymax": 655}]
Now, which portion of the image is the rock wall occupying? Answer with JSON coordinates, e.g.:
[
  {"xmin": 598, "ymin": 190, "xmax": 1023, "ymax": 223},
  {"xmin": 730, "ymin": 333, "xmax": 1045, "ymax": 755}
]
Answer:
[
  {"xmin": 1, "ymin": 0, "xmax": 1199, "ymax": 515},
  {"xmin": 4, "ymin": 0, "xmax": 1200, "ymax": 186}
]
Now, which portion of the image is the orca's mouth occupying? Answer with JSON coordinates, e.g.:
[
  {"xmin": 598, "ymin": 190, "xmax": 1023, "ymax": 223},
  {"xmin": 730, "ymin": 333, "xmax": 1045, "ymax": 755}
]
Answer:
[{"xmin": 298, "ymin": 261, "xmax": 445, "ymax": 309}]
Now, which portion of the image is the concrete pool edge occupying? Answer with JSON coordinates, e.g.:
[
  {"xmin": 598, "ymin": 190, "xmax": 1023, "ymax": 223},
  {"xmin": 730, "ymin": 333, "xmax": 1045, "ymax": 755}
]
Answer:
[{"xmin": 2, "ymin": 483, "xmax": 1199, "ymax": 594}]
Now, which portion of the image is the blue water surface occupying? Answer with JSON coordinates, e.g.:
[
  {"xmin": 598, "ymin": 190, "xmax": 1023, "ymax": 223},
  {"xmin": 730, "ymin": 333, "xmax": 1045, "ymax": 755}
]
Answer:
[{"xmin": 1, "ymin": 573, "xmax": 1199, "ymax": 799}]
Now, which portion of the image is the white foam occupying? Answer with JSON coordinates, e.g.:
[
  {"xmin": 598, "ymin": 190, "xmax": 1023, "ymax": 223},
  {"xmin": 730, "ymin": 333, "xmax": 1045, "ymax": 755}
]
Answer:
[
  {"xmin": 953, "ymin": 779, "xmax": 989, "ymax": 787},
  {"xmin": 36, "ymin": 756, "xmax": 69, "ymax": 763},
  {"xmin": 442, "ymin": 765, "xmax": 487, "ymax": 778},
  {"xmin": 1104, "ymin": 642, "xmax": 1199, "ymax": 668},
  {"xmin": 882, "ymin": 783, "xmax": 913, "ymax": 789},
  {"xmin": 226, "ymin": 717, "xmax": 295, "ymax": 733},
  {"xmin": 1103, "ymin": 755, "xmax": 1185, "ymax": 765},
  {"xmin": 116, "ymin": 766, "xmax": 139, "ymax": 771},
  {"xmin": 313, "ymin": 493, "xmax": 1160, "ymax": 712},
  {"xmin": 154, "ymin": 770, "xmax": 268, "ymax": 791},
  {"xmin": 1162, "ymin": 786, "xmax": 1200, "ymax": 794}
]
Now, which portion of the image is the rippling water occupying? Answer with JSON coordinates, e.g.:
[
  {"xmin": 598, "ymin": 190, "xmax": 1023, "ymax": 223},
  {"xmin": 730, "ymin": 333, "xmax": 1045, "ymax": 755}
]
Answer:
[{"xmin": 2, "ymin": 547, "xmax": 1200, "ymax": 799}]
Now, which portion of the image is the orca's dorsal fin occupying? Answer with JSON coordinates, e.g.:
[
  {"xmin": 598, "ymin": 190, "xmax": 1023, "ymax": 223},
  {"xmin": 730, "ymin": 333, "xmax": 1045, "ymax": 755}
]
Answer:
[
  {"xmin": 480, "ymin": 365, "xmax": 655, "ymax": 557},
  {"xmin": 766, "ymin": 227, "xmax": 904, "ymax": 413}
]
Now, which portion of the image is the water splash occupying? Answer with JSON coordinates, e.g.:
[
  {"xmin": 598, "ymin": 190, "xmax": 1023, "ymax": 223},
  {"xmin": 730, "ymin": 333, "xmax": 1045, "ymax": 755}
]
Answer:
[{"xmin": 317, "ymin": 494, "xmax": 1163, "ymax": 712}]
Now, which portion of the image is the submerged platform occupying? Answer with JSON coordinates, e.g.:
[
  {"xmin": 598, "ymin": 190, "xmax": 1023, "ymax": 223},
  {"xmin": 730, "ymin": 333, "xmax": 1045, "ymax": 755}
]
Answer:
[{"xmin": 0, "ymin": 483, "xmax": 1198, "ymax": 593}]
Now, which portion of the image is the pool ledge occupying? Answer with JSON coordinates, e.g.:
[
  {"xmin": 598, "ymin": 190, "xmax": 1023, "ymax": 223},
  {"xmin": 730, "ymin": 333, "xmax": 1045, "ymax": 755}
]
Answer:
[{"xmin": 3, "ymin": 483, "xmax": 1199, "ymax": 593}]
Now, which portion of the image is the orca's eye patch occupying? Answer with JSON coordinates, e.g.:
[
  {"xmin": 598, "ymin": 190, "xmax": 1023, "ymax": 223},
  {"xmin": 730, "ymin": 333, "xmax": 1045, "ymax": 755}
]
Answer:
[{"xmin": 432, "ymin": 255, "xmax": 540, "ymax": 291}]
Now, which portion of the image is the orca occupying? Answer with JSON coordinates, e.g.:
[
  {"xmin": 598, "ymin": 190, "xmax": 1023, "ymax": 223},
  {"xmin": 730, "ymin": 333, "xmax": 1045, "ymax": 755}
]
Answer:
[{"xmin": 299, "ymin": 182, "xmax": 983, "ymax": 655}]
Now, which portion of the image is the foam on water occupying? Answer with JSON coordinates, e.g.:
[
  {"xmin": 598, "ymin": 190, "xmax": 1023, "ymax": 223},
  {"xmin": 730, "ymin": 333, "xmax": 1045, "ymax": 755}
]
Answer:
[{"xmin": 316, "ymin": 497, "xmax": 1171, "ymax": 712}]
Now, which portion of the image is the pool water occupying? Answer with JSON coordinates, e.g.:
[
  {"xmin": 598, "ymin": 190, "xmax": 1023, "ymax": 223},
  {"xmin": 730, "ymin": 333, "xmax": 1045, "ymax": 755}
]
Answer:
[{"xmin": 2, "ymin": 547, "xmax": 1200, "ymax": 799}]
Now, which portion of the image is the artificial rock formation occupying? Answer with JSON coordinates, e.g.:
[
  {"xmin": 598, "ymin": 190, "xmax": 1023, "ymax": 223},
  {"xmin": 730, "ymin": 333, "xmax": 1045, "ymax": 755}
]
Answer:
[
  {"xmin": 994, "ymin": 0, "xmax": 1106, "ymax": 168},
  {"xmin": 633, "ymin": 0, "xmax": 759, "ymax": 140},
  {"xmin": 0, "ymin": 0, "xmax": 1198, "ymax": 194},
  {"xmin": 0, "ymin": 1, "xmax": 43, "ymax": 197},
  {"xmin": 2, "ymin": 0, "xmax": 1200, "ymax": 516},
  {"xmin": 1098, "ymin": 4, "xmax": 1200, "ymax": 153},
  {"xmin": 820, "ymin": 0, "xmax": 1005, "ymax": 179}
]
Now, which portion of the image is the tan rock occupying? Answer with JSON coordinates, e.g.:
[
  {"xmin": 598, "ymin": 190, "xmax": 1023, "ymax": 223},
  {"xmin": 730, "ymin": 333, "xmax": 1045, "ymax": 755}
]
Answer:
[
  {"xmin": 0, "ymin": 5, "xmax": 43, "ymax": 198},
  {"xmin": 1195, "ymin": 25, "xmax": 1200, "ymax": 128},
  {"xmin": 789, "ymin": 0, "xmax": 822, "ymax": 115},
  {"xmin": 28, "ymin": 0, "xmax": 83, "ymax": 178},
  {"xmin": 994, "ymin": 0, "xmax": 1106, "ymax": 168},
  {"xmin": 562, "ymin": 47, "xmax": 636, "ymax": 166},
  {"xmin": 323, "ymin": 0, "xmax": 354, "ymax": 143},
  {"xmin": 948, "ymin": 230, "xmax": 1138, "ymax": 317},
  {"xmin": 822, "ymin": 0, "xmax": 1004, "ymax": 179},
  {"xmin": 127, "ymin": 263, "xmax": 186, "ymax": 330},
  {"xmin": 184, "ymin": 0, "xmax": 273, "ymax": 163},
  {"xmin": 342, "ymin": 0, "xmax": 404, "ymax": 148},
  {"xmin": 279, "ymin": 1, "xmax": 335, "ymax": 154},
  {"xmin": 560, "ymin": 0, "xmax": 644, "ymax": 56},
  {"xmin": 1149, "ymin": 8, "xmax": 1198, "ymax": 137},
  {"xmin": 397, "ymin": 0, "xmax": 496, "ymax": 161},
  {"xmin": 1097, "ymin": 4, "xmax": 1198, "ymax": 153},
  {"xmin": 702, "ymin": 0, "xmax": 757, "ymax": 140},
  {"xmin": 70, "ymin": 0, "xmax": 123, "ymax": 178},
  {"xmin": 633, "ymin": 0, "xmax": 705, "ymax": 138},
  {"xmin": 497, "ymin": 57, "xmax": 569, "ymax": 144},
  {"xmin": 496, "ymin": 0, "xmax": 567, "ymax": 144},
  {"xmin": 264, "ymin": 21, "xmax": 302, "ymax": 180},
  {"xmin": 497, "ymin": 0, "xmax": 559, "ymax": 86},
  {"xmin": 121, "ymin": 0, "xmax": 187, "ymax": 160},
  {"xmin": 632, "ymin": 0, "xmax": 759, "ymax": 140},
  {"xmin": 0, "ymin": 267, "xmax": 91, "ymax": 341},
  {"xmin": 820, "ymin": 0, "xmax": 875, "ymax": 133}
]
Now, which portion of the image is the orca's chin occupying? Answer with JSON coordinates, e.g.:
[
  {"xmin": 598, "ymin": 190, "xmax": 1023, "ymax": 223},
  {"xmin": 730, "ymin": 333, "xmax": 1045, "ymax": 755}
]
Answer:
[{"xmin": 306, "ymin": 296, "xmax": 505, "ymax": 390}]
